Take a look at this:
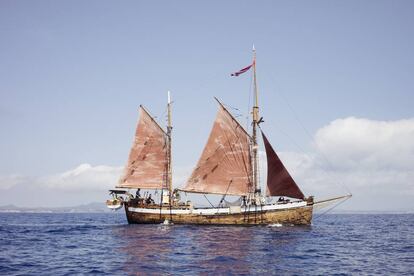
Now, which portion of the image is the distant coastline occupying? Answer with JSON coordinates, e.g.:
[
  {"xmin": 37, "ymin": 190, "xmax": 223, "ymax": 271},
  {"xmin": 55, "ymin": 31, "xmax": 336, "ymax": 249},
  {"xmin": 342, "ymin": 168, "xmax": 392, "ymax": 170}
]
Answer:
[{"xmin": 0, "ymin": 202, "xmax": 113, "ymax": 213}]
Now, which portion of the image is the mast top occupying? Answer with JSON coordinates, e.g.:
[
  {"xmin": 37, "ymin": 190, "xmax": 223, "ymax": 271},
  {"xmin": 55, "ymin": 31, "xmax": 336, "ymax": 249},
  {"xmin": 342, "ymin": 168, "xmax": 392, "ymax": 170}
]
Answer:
[{"xmin": 167, "ymin": 91, "xmax": 172, "ymax": 129}]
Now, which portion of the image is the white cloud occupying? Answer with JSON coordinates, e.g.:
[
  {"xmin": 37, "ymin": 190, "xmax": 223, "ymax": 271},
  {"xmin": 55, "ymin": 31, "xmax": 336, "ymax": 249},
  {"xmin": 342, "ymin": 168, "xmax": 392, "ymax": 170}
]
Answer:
[
  {"xmin": 0, "ymin": 174, "xmax": 27, "ymax": 190},
  {"xmin": 40, "ymin": 163, "xmax": 123, "ymax": 192},
  {"xmin": 314, "ymin": 117, "xmax": 414, "ymax": 170},
  {"xmin": 275, "ymin": 117, "xmax": 414, "ymax": 210},
  {"xmin": 0, "ymin": 164, "xmax": 123, "ymax": 208}
]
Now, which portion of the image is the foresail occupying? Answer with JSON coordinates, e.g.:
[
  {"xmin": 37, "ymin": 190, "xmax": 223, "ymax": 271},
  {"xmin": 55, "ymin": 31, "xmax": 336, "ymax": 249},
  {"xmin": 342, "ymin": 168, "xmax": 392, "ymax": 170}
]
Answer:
[
  {"xmin": 117, "ymin": 107, "xmax": 168, "ymax": 190},
  {"xmin": 183, "ymin": 103, "xmax": 252, "ymax": 196},
  {"xmin": 261, "ymin": 131, "xmax": 305, "ymax": 200}
]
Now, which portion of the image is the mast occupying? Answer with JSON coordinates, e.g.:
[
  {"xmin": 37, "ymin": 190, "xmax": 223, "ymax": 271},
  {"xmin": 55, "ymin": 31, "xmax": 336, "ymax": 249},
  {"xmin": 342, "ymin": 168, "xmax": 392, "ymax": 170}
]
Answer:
[
  {"xmin": 167, "ymin": 91, "xmax": 173, "ymax": 196},
  {"xmin": 252, "ymin": 45, "xmax": 260, "ymax": 198}
]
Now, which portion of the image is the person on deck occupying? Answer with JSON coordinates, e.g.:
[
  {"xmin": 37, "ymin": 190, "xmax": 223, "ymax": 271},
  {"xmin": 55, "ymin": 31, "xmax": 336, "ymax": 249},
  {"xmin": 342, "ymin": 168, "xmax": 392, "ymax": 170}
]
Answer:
[
  {"xmin": 242, "ymin": 196, "xmax": 247, "ymax": 206},
  {"xmin": 173, "ymin": 189, "xmax": 181, "ymax": 205},
  {"xmin": 146, "ymin": 194, "xmax": 154, "ymax": 205},
  {"xmin": 135, "ymin": 189, "xmax": 141, "ymax": 199}
]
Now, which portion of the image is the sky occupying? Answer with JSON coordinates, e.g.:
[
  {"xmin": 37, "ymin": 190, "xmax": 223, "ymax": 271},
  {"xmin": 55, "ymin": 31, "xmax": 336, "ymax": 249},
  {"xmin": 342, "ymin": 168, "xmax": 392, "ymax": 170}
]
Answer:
[{"xmin": 0, "ymin": 0, "xmax": 413, "ymax": 211}]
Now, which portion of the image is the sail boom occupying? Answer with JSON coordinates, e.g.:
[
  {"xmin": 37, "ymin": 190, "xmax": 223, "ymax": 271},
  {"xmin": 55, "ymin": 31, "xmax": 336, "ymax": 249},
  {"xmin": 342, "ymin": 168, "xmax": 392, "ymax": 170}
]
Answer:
[
  {"xmin": 116, "ymin": 183, "xmax": 167, "ymax": 190},
  {"xmin": 177, "ymin": 188, "xmax": 247, "ymax": 197}
]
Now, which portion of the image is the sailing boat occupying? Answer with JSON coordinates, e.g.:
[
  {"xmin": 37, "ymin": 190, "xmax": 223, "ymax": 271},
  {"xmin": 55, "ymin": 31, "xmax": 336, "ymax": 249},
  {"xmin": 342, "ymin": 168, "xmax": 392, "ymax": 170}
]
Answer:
[{"xmin": 107, "ymin": 48, "xmax": 351, "ymax": 225}]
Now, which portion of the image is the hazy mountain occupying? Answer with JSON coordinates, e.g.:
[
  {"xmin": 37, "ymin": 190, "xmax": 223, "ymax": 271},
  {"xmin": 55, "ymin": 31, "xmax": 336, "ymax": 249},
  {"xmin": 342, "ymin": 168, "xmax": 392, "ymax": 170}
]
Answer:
[{"xmin": 0, "ymin": 202, "xmax": 113, "ymax": 213}]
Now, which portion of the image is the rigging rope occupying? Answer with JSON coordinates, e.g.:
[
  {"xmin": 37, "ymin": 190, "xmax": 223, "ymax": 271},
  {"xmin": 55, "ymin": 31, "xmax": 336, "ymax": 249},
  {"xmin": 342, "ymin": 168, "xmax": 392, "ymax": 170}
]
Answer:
[
  {"xmin": 313, "ymin": 197, "xmax": 350, "ymax": 220},
  {"xmin": 264, "ymin": 72, "xmax": 352, "ymax": 196},
  {"xmin": 203, "ymin": 194, "xmax": 215, "ymax": 208}
]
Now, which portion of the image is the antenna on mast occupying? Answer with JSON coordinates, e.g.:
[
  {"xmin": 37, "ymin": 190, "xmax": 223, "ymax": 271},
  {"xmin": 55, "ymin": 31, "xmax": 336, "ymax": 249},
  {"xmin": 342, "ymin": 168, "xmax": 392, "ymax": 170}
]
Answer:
[{"xmin": 167, "ymin": 90, "xmax": 172, "ymax": 130}]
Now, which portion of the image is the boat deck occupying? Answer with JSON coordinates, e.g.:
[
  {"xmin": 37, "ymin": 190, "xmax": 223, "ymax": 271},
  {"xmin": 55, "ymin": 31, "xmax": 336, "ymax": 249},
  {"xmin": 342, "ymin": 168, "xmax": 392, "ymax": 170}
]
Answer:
[{"xmin": 127, "ymin": 201, "xmax": 308, "ymax": 215}]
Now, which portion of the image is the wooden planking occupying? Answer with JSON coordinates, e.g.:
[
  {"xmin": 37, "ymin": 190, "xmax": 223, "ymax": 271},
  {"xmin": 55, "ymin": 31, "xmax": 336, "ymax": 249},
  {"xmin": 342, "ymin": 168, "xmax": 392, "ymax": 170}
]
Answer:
[{"xmin": 124, "ymin": 203, "xmax": 313, "ymax": 225}]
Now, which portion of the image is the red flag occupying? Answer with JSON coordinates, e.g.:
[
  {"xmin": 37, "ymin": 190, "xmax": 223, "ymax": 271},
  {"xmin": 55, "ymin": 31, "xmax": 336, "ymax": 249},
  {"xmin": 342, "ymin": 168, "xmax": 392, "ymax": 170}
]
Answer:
[{"xmin": 231, "ymin": 63, "xmax": 253, "ymax": 76}]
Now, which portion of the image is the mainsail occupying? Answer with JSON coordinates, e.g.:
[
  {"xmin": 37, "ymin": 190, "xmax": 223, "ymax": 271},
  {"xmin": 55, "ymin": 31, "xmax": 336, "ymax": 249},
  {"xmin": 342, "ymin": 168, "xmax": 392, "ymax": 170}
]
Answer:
[
  {"xmin": 261, "ymin": 131, "xmax": 305, "ymax": 199},
  {"xmin": 117, "ymin": 106, "xmax": 168, "ymax": 190},
  {"xmin": 183, "ymin": 101, "xmax": 252, "ymax": 196}
]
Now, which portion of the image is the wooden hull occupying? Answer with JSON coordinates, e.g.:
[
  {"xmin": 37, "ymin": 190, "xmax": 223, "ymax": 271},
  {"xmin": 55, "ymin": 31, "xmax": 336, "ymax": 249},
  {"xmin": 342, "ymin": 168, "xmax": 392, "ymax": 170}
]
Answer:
[{"xmin": 124, "ymin": 202, "xmax": 313, "ymax": 225}]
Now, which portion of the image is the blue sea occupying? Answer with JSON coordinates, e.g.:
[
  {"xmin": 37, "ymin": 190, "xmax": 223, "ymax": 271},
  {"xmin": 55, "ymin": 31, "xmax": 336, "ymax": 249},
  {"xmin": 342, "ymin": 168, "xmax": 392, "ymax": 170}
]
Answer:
[{"xmin": 0, "ymin": 213, "xmax": 413, "ymax": 275}]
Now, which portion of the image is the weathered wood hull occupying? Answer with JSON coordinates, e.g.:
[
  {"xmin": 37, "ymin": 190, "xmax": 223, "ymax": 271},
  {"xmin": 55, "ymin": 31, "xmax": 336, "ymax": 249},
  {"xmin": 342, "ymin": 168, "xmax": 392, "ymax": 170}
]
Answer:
[{"xmin": 124, "ymin": 203, "xmax": 313, "ymax": 225}]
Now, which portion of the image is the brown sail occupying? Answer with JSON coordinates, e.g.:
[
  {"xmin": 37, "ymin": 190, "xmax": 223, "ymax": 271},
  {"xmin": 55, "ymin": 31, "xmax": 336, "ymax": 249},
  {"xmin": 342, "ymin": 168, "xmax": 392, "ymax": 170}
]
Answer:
[
  {"xmin": 183, "ymin": 102, "xmax": 252, "ymax": 196},
  {"xmin": 117, "ymin": 106, "xmax": 168, "ymax": 190},
  {"xmin": 261, "ymin": 131, "xmax": 305, "ymax": 199}
]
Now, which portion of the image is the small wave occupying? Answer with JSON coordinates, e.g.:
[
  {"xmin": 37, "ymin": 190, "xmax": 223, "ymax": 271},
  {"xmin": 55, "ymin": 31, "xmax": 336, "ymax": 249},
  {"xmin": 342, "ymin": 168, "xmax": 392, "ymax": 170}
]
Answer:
[
  {"xmin": 45, "ymin": 224, "xmax": 99, "ymax": 234},
  {"xmin": 268, "ymin": 223, "xmax": 283, "ymax": 227},
  {"xmin": 161, "ymin": 219, "xmax": 173, "ymax": 225},
  {"xmin": 157, "ymin": 219, "xmax": 174, "ymax": 228}
]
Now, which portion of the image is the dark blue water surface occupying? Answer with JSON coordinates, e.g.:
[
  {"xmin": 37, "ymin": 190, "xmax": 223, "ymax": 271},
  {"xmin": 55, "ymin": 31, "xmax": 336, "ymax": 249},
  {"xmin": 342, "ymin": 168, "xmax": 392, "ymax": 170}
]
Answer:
[{"xmin": 0, "ymin": 213, "xmax": 413, "ymax": 275}]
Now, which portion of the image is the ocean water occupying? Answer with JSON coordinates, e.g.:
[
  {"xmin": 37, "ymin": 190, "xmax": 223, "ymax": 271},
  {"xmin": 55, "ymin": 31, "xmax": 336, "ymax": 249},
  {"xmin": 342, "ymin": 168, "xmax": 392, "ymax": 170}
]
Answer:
[{"xmin": 0, "ymin": 213, "xmax": 413, "ymax": 275}]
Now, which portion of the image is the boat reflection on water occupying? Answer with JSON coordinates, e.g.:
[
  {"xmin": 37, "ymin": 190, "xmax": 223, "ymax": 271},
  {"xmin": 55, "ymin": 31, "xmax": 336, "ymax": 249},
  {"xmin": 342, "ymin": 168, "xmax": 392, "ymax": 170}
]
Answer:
[{"xmin": 110, "ymin": 224, "xmax": 311, "ymax": 275}]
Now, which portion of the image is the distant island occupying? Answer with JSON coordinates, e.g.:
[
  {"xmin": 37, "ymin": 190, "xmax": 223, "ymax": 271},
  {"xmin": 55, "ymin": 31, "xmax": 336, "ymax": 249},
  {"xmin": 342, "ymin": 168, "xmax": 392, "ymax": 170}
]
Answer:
[{"xmin": 0, "ymin": 202, "xmax": 114, "ymax": 213}]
